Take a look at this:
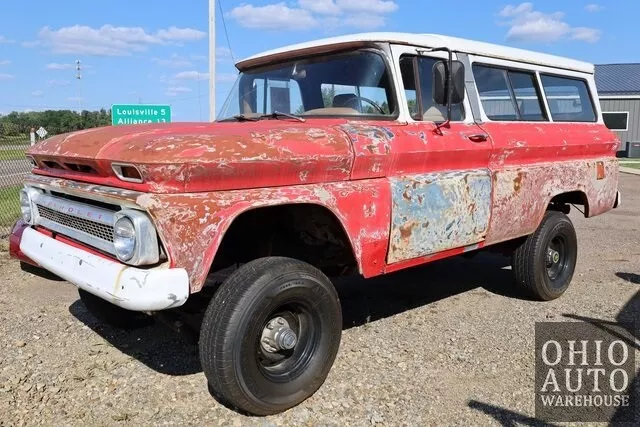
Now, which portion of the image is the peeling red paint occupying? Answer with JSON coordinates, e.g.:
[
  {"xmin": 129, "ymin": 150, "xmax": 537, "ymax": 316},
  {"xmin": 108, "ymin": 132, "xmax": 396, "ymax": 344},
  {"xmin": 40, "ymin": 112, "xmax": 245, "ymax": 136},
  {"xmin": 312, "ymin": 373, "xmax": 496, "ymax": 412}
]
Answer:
[{"xmin": 16, "ymin": 116, "xmax": 620, "ymax": 294}]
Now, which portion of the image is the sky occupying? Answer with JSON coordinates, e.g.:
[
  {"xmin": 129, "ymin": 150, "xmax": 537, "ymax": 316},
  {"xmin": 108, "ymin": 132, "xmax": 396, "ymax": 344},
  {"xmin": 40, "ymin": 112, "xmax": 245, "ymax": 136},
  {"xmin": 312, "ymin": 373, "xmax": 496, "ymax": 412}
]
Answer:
[{"xmin": 1, "ymin": 0, "xmax": 639, "ymax": 121}]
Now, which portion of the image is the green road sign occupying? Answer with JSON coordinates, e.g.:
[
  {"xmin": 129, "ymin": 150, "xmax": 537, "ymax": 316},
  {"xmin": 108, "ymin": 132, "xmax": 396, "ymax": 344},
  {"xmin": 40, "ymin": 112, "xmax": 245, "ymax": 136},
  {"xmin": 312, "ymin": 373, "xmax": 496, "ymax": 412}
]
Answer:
[{"xmin": 111, "ymin": 104, "xmax": 171, "ymax": 126}]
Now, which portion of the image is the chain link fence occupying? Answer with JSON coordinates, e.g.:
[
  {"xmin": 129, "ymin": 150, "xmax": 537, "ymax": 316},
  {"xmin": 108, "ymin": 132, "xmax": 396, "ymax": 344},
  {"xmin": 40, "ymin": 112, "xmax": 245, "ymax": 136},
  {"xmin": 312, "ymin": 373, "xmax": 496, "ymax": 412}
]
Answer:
[{"xmin": 1, "ymin": 135, "xmax": 32, "ymax": 239}]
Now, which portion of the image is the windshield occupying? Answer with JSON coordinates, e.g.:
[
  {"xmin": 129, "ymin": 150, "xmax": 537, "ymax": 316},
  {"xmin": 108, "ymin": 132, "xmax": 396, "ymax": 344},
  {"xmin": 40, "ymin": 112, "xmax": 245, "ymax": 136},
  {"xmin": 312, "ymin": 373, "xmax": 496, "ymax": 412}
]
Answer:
[{"xmin": 218, "ymin": 49, "xmax": 396, "ymax": 121}]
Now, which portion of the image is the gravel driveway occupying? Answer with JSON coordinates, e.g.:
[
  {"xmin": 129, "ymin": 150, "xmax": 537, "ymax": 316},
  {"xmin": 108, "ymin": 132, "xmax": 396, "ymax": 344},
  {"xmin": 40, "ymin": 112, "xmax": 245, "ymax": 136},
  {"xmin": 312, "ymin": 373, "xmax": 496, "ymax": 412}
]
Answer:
[{"xmin": 1, "ymin": 175, "xmax": 638, "ymax": 426}]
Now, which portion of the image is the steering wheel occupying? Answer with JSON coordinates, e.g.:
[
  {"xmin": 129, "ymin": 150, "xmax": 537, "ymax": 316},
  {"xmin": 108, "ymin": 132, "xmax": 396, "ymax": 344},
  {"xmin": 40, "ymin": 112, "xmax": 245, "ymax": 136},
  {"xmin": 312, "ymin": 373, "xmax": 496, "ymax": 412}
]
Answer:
[{"xmin": 354, "ymin": 96, "xmax": 386, "ymax": 114}]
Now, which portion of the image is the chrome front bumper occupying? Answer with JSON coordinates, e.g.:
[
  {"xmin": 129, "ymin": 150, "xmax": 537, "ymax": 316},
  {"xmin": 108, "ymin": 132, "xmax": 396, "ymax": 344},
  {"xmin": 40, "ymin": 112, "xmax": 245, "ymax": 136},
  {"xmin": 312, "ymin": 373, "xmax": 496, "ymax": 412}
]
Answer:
[{"xmin": 20, "ymin": 227, "xmax": 189, "ymax": 311}]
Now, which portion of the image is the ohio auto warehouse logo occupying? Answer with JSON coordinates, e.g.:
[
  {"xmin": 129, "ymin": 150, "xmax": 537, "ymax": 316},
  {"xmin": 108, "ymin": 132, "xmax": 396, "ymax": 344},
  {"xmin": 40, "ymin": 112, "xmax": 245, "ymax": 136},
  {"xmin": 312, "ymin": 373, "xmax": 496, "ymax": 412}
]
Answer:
[{"xmin": 535, "ymin": 322, "xmax": 638, "ymax": 422}]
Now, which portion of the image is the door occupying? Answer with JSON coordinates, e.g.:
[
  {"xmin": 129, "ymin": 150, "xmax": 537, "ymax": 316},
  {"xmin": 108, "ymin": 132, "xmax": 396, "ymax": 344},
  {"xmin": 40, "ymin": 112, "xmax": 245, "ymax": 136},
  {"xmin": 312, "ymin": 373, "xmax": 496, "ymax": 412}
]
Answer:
[{"xmin": 386, "ymin": 50, "xmax": 494, "ymax": 264}]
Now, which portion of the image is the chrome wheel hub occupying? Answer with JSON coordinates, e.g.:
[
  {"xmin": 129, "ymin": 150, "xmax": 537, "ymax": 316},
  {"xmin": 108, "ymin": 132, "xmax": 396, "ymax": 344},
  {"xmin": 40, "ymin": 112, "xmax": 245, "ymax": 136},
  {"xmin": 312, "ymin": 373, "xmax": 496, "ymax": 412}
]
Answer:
[
  {"xmin": 547, "ymin": 248, "xmax": 560, "ymax": 265},
  {"xmin": 260, "ymin": 316, "xmax": 298, "ymax": 353}
]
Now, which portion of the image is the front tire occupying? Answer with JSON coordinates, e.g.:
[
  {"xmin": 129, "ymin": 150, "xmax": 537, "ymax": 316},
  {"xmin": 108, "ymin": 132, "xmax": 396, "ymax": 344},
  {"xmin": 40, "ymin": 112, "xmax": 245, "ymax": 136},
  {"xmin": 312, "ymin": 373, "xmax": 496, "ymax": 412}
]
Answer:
[
  {"xmin": 199, "ymin": 257, "xmax": 342, "ymax": 415},
  {"xmin": 512, "ymin": 211, "xmax": 578, "ymax": 301}
]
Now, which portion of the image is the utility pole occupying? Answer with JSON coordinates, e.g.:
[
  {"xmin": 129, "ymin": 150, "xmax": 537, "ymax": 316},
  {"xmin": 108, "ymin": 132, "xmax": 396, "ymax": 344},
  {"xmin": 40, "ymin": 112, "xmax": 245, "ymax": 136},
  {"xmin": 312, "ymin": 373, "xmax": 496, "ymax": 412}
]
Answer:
[
  {"xmin": 75, "ymin": 59, "xmax": 83, "ymax": 112},
  {"xmin": 209, "ymin": 0, "xmax": 216, "ymax": 122}
]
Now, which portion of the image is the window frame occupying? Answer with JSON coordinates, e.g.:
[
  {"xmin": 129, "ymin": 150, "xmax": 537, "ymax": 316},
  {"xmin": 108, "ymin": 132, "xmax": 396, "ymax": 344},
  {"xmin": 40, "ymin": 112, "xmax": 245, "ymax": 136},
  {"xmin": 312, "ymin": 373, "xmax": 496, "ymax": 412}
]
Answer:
[
  {"xmin": 399, "ymin": 53, "xmax": 466, "ymax": 122},
  {"xmin": 602, "ymin": 111, "xmax": 629, "ymax": 131},
  {"xmin": 538, "ymin": 73, "xmax": 598, "ymax": 123},
  {"xmin": 472, "ymin": 62, "xmax": 549, "ymax": 122}
]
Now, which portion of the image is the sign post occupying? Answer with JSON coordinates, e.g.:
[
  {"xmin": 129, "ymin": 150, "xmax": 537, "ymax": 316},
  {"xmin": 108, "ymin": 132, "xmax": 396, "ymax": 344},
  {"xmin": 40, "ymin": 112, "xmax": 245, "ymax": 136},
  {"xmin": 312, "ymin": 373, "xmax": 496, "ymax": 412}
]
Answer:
[{"xmin": 111, "ymin": 104, "xmax": 172, "ymax": 126}]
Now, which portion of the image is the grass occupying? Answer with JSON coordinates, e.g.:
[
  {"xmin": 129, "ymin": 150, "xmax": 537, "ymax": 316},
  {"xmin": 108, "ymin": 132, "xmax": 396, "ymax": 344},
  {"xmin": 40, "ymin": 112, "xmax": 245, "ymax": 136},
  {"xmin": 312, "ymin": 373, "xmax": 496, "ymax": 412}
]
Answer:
[
  {"xmin": 0, "ymin": 148, "xmax": 27, "ymax": 161},
  {"xmin": 0, "ymin": 185, "xmax": 21, "ymax": 229},
  {"xmin": 621, "ymin": 162, "xmax": 640, "ymax": 170},
  {"xmin": 0, "ymin": 136, "xmax": 30, "ymax": 146}
]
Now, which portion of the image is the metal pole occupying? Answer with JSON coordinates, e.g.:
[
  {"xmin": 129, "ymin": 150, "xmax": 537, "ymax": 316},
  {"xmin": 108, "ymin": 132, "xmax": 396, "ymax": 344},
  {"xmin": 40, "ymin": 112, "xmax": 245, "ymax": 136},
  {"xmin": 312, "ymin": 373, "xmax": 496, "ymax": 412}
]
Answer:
[{"xmin": 209, "ymin": 0, "xmax": 216, "ymax": 122}]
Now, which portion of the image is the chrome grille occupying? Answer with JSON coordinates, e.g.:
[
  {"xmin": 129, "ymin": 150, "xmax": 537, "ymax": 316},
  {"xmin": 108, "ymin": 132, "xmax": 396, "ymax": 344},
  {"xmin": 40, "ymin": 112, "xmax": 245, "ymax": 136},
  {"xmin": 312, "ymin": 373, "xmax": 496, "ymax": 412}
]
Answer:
[
  {"xmin": 36, "ymin": 204, "xmax": 114, "ymax": 242},
  {"xmin": 31, "ymin": 193, "xmax": 117, "ymax": 255}
]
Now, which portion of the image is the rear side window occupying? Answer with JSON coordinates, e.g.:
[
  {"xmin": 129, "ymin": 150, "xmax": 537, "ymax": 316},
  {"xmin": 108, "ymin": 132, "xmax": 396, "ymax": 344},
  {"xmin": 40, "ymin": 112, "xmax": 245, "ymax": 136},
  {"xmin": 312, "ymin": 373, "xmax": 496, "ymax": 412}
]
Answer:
[
  {"xmin": 473, "ymin": 65, "xmax": 547, "ymax": 121},
  {"xmin": 540, "ymin": 75, "xmax": 596, "ymax": 122}
]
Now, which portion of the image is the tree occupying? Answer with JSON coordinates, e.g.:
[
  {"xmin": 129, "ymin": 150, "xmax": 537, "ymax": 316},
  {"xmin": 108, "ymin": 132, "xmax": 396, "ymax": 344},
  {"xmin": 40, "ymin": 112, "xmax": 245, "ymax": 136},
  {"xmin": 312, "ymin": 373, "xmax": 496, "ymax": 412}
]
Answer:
[{"xmin": 0, "ymin": 109, "xmax": 112, "ymax": 138}]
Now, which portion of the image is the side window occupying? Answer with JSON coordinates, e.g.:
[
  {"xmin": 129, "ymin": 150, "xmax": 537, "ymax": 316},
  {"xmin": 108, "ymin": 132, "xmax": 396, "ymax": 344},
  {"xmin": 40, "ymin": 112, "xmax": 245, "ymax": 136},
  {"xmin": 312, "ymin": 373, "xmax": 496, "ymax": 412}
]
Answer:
[
  {"xmin": 473, "ymin": 65, "xmax": 547, "ymax": 121},
  {"xmin": 399, "ymin": 55, "xmax": 464, "ymax": 121},
  {"xmin": 473, "ymin": 66, "xmax": 518, "ymax": 121},
  {"xmin": 399, "ymin": 57, "xmax": 419, "ymax": 119},
  {"xmin": 540, "ymin": 75, "xmax": 596, "ymax": 122},
  {"xmin": 509, "ymin": 71, "xmax": 547, "ymax": 121}
]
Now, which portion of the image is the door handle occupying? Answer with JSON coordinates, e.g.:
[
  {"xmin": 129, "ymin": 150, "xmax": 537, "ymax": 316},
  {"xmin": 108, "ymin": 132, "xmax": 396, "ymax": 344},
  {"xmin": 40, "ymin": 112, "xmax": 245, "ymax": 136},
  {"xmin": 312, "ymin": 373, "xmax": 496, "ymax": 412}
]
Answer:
[{"xmin": 468, "ymin": 134, "xmax": 489, "ymax": 143}]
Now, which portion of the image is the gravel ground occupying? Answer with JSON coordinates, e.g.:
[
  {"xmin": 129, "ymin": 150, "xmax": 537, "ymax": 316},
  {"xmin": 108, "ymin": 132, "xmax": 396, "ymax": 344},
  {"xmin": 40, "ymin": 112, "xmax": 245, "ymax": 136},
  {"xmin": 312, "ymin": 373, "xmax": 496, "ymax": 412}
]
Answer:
[{"xmin": 0, "ymin": 175, "xmax": 638, "ymax": 426}]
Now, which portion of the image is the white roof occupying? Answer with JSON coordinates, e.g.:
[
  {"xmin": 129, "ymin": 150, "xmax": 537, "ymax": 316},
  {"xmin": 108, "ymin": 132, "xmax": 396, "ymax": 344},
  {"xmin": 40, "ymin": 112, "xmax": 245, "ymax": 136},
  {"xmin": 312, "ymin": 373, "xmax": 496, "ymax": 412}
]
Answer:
[{"xmin": 237, "ymin": 32, "xmax": 594, "ymax": 74}]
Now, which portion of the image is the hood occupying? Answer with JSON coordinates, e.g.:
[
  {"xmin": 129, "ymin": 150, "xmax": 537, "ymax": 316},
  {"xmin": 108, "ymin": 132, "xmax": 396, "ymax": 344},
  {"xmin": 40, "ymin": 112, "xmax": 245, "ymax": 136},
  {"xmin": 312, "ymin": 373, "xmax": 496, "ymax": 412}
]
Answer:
[{"xmin": 28, "ymin": 121, "xmax": 354, "ymax": 193}]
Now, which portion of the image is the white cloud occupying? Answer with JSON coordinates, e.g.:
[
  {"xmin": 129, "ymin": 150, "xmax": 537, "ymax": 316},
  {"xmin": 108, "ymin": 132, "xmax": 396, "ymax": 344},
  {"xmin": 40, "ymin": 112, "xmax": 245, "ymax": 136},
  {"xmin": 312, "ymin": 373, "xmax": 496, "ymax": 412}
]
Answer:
[
  {"xmin": 37, "ymin": 24, "xmax": 206, "ymax": 56},
  {"xmin": 229, "ymin": 1, "xmax": 399, "ymax": 31},
  {"xmin": 585, "ymin": 4, "xmax": 602, "ymax": 13},
  {"xmin": 165, "ymin": 86, "xmax": 192, "ymax": 96},
  {"xmin": 47, "ymin": 79, "xmax": 71, "ymax": 87},
  {"xmin": 0, "ymin": 60, "xmax": 10, "ymax": 66},
  {"xmin": 45, "ymin": 62, "xmax": 74, "ymax": 70},
  {"xmin": 336, "ymin": 0, "xmax": 398, "ymax": 14},
  {"xmin": 174, "ymin": 71, "xmax": 209, "ymax": 81},
  {"xmin": 499, "ymin": 3, "xmax": 601, "ymax": 43},
  {"xmin": 0, "ymin": 73, "xmax": 15, "ymax": 81},
  {"xmin": 153, "ymin": 53, "xmax": 193, "ymax": 68},
  {"xmin": 230, "ymin": 3, "xmax": 318, "ymax": 30},
  {"xmin": 21, "ymin": 41, "xmax": 40, "ymax": 48},
  {"xmin": 156, "ymin": 26, "xmax": 206, "ymax": 41},
  {"xmin": 298, "ymin": 0, "xmax": 341, "ymax": 15},
  {"xmin": 32, "ymin": 90, "xmax": 44, "ymax": 97},
  {"xmin": 571, "ymin": 27, "xmax": 602, "ymax": 43},
  {"xmin": 0, "ymin": 36, "xmax": 14, "ymax": 44}
]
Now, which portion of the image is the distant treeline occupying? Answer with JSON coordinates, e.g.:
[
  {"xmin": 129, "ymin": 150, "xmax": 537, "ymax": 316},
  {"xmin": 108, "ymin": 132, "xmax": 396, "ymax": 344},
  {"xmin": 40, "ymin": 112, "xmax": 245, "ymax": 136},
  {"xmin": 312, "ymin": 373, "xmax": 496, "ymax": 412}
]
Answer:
[{"xmin": 0, "ymin": 109, "xmax": 111, "ymax": 137}]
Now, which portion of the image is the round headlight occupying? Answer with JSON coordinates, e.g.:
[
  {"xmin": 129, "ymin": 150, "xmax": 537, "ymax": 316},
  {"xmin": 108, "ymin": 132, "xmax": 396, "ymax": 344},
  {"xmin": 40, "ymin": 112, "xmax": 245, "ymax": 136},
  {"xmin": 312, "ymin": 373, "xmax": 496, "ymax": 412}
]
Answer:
[
  {"xmin": 114, "ymin": 216, "xmax": 136, "ymax": 261},
  {"xmin": 19, "ymin": 189, "xmax": 32, "ymax": 223}
]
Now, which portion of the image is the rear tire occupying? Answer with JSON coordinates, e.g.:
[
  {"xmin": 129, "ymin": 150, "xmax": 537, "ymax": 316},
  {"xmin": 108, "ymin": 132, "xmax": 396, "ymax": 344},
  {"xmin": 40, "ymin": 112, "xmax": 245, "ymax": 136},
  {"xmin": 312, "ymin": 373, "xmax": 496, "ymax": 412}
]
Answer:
[
  {"xmin": 512, "ymin": 211, "xmax": 578, "ymax": 301},
  {"xmin": 78, "ymin": 289, "xmax": 148, "ymax": 329},
  {"xmin": 199, "ymin": 257, "xmax": 342, "ymax": 415}
]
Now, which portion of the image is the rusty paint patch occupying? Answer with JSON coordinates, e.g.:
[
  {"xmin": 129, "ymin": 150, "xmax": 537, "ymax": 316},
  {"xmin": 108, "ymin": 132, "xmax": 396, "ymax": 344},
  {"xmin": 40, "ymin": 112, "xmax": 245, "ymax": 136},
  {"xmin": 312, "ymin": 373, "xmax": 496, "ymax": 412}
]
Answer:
[{"xmin": 388, "ymin": 169, "xmax": 492, "ymax": 263}]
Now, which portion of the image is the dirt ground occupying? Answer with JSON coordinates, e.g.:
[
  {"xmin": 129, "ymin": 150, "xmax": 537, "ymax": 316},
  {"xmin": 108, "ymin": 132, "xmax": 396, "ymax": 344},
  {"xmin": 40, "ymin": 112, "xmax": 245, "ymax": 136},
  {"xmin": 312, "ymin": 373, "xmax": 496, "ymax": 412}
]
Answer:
[{"xmin": 0, "ymin": 175, "xmax": 638, "ymax": 426}]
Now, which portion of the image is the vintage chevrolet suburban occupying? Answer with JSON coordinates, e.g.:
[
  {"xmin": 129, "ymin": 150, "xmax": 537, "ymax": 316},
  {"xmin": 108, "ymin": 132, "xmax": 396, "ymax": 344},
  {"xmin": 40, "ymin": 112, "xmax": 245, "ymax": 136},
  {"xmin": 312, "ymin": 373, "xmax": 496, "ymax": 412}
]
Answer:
[{"xmin": 10, "ymin": 33, "xmax": 620, "ymax": 415}]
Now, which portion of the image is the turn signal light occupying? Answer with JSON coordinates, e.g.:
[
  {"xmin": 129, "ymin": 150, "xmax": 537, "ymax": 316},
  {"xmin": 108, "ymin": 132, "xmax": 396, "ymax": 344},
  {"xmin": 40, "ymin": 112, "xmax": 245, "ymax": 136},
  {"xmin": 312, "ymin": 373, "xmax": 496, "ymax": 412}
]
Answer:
[{"xmin": 596, "ymin": 161, "xmax": 605, "ymax": 180}]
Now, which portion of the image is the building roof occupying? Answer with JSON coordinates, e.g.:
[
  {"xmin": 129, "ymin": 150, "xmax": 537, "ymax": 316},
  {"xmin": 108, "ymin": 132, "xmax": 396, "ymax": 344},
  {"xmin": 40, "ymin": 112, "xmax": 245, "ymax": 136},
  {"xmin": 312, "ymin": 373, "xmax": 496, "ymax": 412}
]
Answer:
[
  {"xmin": 237, "ymin": 32, "xmax": 594, "ymax": 74},
  {"xmin": 595, "ymin": 63, "xmax": 640, "ymax": 96}
]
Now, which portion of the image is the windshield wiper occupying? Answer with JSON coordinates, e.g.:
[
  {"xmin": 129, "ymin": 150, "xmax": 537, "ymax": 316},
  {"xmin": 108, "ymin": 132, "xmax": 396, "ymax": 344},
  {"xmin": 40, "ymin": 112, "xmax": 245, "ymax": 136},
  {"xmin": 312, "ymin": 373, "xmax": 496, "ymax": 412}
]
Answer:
[
  {"xmin": 271, "ymin": 111, "xmax": 305, "ymax": 122},
  {"xmin": 231, "ymin": 111, "xmax": 305, "ymax": 122},
  {"xmin": 260, "ymin": 111, "xmax": 306, "ymax": 122},
  {"xmin": 232, "ymin": 114, "xmax": 260, "ymax": 121}
]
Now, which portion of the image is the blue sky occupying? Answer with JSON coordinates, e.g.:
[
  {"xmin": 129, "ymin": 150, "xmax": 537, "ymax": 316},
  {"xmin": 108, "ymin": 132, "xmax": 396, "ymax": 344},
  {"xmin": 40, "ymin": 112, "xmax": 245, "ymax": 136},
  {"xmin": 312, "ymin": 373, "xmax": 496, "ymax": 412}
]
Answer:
[{"xmin": 0, "ymin": 0, "xmax": 639, "ymax": 121}]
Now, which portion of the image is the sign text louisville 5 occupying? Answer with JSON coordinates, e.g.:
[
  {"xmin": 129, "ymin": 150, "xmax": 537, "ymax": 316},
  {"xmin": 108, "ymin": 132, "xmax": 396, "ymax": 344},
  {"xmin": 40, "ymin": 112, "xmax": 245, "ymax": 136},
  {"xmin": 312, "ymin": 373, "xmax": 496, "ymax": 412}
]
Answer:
[{"xmin": 111, "ymin": 104, "xmax": 171, "ymax": 126}]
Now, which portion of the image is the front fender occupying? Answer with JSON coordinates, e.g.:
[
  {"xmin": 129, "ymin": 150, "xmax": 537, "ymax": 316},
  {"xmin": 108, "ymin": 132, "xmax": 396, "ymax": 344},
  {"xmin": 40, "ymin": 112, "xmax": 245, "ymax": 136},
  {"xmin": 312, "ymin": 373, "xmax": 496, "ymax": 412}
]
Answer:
[{"xmin": 138, "ymin": 180, "xmax": 392, "ymax": 292}]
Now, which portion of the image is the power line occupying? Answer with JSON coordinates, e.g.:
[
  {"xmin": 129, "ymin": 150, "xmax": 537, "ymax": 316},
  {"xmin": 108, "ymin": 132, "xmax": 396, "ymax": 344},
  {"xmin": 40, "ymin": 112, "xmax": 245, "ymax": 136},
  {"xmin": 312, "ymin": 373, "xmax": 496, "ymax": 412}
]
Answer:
[{"xmin": 217, "ymin": 0, "xmax": 236, "ymax": 64}]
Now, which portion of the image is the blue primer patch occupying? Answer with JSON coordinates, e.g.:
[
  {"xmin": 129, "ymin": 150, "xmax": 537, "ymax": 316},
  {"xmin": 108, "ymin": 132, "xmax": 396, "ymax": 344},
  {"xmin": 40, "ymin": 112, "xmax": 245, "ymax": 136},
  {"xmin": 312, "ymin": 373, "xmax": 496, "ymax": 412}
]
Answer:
[{"xmin": 388, "ymin": 170, "xmax": 492, "ymax": 263}]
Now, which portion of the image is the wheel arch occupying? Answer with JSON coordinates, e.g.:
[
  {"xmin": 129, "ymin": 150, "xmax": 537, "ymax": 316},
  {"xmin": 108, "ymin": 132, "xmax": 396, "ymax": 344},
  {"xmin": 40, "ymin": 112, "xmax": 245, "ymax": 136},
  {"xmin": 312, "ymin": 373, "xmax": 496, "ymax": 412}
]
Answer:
[
  {"xmin": 548, "ymin": 190, "xmax": 590, "ymax": 217},
  {"xmin": 197, "ymin": 201, "xmax": 362, "ymax": 292}
]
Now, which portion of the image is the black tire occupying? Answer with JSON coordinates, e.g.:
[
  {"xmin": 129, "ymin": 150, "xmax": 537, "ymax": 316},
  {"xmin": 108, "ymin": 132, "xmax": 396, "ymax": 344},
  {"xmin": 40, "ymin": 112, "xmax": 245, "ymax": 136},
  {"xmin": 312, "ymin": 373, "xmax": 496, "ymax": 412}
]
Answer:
[
  {"xmin": 78, "ymin": 289, "xmax": 148, "ymax": 329},
  {"xmin": 512, "ymin": 211, "xmax": 578, "ymax": 301},
  {"xmin": 199, "ymin": 257, "xmax": 342, "ymax": 415}
]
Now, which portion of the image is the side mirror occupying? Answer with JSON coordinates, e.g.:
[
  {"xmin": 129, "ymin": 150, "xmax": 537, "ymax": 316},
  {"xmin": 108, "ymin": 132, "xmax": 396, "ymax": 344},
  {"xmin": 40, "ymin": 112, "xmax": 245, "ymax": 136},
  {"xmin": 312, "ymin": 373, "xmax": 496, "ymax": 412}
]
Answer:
[{"xmin": 432, "ymin": 60, "xmax": 465, "ymax": 106}]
